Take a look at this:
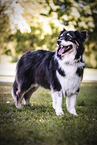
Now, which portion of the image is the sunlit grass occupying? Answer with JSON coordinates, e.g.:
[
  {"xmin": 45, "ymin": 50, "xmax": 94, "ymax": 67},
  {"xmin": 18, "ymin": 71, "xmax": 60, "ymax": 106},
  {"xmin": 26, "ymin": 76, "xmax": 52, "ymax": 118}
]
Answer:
[{"xmin": 0, "ymin": 82, "xmax": 97, "ymax": 145}]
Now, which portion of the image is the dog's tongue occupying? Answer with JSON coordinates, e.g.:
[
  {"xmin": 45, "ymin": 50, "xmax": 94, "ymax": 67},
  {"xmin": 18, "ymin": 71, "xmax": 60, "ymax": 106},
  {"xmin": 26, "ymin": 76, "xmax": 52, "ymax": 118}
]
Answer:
[{"xmin": 58, "ymin": 48, "xmax": 65, "ymax": 55}]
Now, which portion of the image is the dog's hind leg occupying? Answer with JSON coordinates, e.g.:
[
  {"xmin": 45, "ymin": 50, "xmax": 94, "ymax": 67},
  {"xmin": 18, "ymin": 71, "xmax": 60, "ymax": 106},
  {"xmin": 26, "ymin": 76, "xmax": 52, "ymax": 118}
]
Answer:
[
  {"xmin": 11, "ymin": 80, "xmax": 19, "ymax": 107},
  {"xmin": 23, "ymin": 86, "xmax": 38, "ymax": 105},
  {"xmin": 16, "ymin": 92, "xmax": 24, "ymax": 108},
  {"xmin": 11, "ymin": 81, "xmax": 25, "ymax": 108}
]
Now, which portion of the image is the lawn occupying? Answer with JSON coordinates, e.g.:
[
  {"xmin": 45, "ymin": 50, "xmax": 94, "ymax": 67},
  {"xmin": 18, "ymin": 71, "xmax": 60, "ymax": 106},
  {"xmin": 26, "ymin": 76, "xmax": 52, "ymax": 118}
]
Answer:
[{"xmin": 0, "ymin": 82, "xmax": 97, "ymax": 145}]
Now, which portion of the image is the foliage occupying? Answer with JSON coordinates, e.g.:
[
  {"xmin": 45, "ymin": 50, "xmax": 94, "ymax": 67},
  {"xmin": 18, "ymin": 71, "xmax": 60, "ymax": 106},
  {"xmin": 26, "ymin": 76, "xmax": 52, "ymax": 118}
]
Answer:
[
  {"xmin": 0, "ymin": 82, "xmax": 97, "ymax": 145},
  {"xmin": 0, "ymin": 2, "xmax": 11, "ymax": 52},
  {"xmin": 0, "ymin": 0, "xmax": 97, "ymax": 67}
]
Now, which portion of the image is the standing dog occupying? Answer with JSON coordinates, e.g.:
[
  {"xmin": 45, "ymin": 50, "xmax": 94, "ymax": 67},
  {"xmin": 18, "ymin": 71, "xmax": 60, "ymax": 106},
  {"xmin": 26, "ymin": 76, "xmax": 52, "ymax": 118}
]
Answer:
[{"xmin": 11, "ymin": 29, "xmax": 87, "ymax": 116}]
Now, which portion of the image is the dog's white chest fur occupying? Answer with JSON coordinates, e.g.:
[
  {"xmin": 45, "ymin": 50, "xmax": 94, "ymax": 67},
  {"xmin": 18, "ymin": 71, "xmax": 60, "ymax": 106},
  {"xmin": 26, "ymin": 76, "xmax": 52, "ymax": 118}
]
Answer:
[{"xmin": 56, "ymin": 64, "xmax": 81, "ymax": 96}]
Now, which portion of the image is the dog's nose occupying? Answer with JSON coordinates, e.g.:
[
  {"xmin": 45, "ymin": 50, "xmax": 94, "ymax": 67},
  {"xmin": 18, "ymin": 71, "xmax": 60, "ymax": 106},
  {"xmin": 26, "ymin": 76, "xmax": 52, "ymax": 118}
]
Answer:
[{"xmin": 57, "ymin": 39, "xmax": 61, "ymax": 45}]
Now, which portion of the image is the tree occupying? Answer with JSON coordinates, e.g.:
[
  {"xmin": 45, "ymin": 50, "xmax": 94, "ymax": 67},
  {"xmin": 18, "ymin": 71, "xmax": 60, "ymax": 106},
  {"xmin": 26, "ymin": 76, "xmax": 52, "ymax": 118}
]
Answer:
[
  {"xmin": 0, "ymin": 1, "xmax": 10, "ymax": 53},
  {"xmin": 0, "ymin": 0, "xmax": 97, "ymax": 67}
]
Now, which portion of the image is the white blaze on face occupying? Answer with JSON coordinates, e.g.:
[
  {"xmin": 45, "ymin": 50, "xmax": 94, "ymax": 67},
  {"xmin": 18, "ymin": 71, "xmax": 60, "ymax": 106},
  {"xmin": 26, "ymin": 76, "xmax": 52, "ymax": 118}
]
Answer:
[{"xmin": 61, "ymin": 40, "xmax": 74, "ymax": 47}]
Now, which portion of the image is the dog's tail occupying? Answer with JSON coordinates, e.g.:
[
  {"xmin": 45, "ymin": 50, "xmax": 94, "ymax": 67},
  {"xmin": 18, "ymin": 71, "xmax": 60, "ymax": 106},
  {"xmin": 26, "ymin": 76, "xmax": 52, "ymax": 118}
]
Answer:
[{"xmin": 11, "ymin": 79, "xmax": 18, "ymax": 103}]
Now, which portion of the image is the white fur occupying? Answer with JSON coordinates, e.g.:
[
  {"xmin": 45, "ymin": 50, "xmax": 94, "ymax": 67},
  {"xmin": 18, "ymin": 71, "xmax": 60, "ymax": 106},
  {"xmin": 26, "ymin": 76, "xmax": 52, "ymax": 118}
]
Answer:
[
  {"xmin": 53, "ymin": 41, "xmax": 85, "ymax": 116},
  {"xmin": 23, "ymin": 98, "xmax": 30, "ymax": 105},
  {"xmin": 51, "ymin": 63, "xmax": 80, "ymax": 116},
  {"xmin": 61, "ymin": 40, "xmax": 75, "ymax": 47},
  {"xmin": 51, "ymin": 90, "xmax": 64, "ymax": 116},
  {"xmin": 55, "ymin": 49, "xmax": 83, "ymax": 115},
  {"xmin": 55, "ymin": 41, "xmax": 77, "ymax": 64},
  {"xmin": 56, "ymin": 65, "xmax": 82, "ymax": 96},
  {"xmin": 11, "ymin": 88, "xmax": 22, "ymax": 108},
  {"xmin": 66, "ymin": 94, "xmax": 78, "ymax": 116},
  {"xmin": 11, "ymin": 88, "xmax": 17, "ymax": 102}
]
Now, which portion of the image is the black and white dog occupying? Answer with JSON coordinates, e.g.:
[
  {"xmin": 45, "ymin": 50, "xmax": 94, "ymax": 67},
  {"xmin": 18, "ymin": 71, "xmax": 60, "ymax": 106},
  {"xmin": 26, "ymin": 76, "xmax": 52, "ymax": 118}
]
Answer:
[{"xmin": 11, "ymin": 29, "xmax": 87, "ymax": 116}]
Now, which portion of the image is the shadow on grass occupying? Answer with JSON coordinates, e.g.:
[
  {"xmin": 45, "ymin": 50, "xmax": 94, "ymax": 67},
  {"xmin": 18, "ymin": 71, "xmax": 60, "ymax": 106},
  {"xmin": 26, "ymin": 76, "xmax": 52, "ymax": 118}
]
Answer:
[{"xmin": 8, "ymin": 103, "xmax": 55, "ymax": 117}]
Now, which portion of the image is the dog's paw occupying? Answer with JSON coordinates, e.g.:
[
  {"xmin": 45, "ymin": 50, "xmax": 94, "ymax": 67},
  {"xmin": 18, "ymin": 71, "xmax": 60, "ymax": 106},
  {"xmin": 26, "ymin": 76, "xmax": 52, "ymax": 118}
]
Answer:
[
  {"xmin": 68, "ymin": 108, "xmax": 78, "ymax": 116},
  {"xmin": 16, "ymin": 103, "xmax": 22, "ymax": 109},
  {"xmin": 56, "ymin": 108, "xmax": 64, "ymax": 116},
  {"xmin": 23, "ymin": 99, "xmax": 30, "ymax": 105},
  {"xmin": 52, "ymin": 103, "xmax": 56, "ymax": 110}
]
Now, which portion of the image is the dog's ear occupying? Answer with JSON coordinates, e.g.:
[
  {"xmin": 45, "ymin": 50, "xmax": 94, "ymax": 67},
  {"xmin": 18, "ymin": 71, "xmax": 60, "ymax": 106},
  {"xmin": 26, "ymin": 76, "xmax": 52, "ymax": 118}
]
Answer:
[
  {"xmin": 75, "ymin": 30, "xmax": 88, "ymax": 42},
  {"xmin": 81, "ymin": 31, "xmax": 88, "ymax": 42},
  {"xmin": 58, "ymin": 29, "xmax": 66, "ymax": 38}
]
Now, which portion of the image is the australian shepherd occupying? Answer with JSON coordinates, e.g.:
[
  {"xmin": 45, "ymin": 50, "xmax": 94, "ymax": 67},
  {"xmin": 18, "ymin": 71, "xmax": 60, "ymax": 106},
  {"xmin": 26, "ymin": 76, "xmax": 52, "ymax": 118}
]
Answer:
[{"xmin": 11, "ymin": 29, "xmax": 87, "ymax": 116}]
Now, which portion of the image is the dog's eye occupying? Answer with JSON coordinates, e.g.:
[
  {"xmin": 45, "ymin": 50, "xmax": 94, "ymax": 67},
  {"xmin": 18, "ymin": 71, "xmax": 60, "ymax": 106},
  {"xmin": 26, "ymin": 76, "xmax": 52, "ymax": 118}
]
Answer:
[
  {"xmin": 66, "ymin": 35, "xmax": 71, "ymax": 40},
  {"xmin": 67, "ymin": 35, "xmax": 71, "ymax": 38}
]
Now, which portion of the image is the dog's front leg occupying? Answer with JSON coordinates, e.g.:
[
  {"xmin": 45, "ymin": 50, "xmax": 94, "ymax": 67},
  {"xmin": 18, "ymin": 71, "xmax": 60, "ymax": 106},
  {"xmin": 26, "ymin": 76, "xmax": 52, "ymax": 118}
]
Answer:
[
  {"xmin": 51, "ymin": 90, "xmax": 64, "ymax": 116},
  {"xmin": 66, "ymin": 94, "xmax": 78, "ymax": 116}
]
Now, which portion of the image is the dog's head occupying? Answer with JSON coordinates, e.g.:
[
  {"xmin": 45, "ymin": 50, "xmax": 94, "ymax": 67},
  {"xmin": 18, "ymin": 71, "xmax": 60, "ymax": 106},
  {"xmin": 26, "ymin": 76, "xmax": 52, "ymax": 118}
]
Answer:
[{"xmin": 57, "ymin": 29, "xmax": 87, "ymax": 61}]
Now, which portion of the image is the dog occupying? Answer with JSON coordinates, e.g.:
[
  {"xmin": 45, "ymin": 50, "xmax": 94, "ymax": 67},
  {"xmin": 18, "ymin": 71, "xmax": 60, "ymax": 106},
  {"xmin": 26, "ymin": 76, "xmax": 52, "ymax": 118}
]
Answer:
[{"xmin": 11, "ymin": 29, "xmax": 87, "ymax": 116}]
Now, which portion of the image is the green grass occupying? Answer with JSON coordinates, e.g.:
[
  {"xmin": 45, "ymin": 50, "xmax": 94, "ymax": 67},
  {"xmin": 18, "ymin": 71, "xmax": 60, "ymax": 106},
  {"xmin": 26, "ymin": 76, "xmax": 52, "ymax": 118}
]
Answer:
[{"xmin": 0, "ymin": 82, "xmax": 97, "ymax": 145}]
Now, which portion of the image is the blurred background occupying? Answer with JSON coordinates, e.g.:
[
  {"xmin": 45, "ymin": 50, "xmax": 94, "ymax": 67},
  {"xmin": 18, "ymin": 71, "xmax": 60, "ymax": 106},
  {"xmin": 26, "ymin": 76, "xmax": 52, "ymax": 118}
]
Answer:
[{"xmin": 0, "ymin": 0, "xmax": 97, "ymax": 82}]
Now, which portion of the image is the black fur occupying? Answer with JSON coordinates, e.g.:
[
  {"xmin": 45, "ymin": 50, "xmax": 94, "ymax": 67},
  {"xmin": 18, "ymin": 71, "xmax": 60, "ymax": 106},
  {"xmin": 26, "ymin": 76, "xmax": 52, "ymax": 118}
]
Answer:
[
  {"xmin": 12, "ymin": 29, "xmax": 87, "ymax": 115},
  {"xmin": 16, "ymin": 50, "xmax": 61, "ymax": 92},
  {"xmin": 55, "ymin": 60, "xmax": 66, "ymax": 77},
  {"xmin": 76, "ymin": 67, "xmax": 84, "ymax": 77},
  {"xmin": 76, "ymin": 88, "xmax": 80, "ymax": 93}
]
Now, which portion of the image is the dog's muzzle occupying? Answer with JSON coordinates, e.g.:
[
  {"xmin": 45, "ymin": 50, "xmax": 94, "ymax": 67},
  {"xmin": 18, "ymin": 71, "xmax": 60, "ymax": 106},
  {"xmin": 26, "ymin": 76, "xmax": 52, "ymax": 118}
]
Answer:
[{"xmin": 58, "ymin": 45, "xmax": 73, "ymax": 55}]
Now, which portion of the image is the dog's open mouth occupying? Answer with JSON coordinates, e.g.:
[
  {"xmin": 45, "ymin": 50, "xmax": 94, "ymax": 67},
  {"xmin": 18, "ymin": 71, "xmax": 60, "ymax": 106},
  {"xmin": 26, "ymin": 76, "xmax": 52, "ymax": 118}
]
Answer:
[{"xmin": 58, "ymin": 45, "xmax": 73, "ymax": 55}]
